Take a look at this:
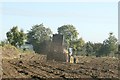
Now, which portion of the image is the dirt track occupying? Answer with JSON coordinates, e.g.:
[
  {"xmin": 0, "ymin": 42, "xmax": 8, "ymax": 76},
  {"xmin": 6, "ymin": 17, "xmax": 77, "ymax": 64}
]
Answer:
[{"xmin": 2, "ymin": 56, "xmax": 119, "ymax": 80}]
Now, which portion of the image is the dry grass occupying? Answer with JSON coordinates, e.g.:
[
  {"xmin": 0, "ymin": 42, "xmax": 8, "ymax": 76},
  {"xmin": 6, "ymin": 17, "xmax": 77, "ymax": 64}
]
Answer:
[{"xmin": 1, "ymin": 44, "xmax": 20, "ymax": 59}]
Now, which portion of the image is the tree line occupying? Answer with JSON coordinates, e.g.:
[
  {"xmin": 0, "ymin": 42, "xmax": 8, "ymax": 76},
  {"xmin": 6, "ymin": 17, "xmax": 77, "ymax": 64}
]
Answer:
[{"xmin": 0, "ymin": 23, "xmax": 118, "ymax": 57}]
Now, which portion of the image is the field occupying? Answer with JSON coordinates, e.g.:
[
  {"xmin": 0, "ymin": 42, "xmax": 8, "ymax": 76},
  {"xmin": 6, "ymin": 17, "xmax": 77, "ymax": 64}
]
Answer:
[
  {"xmin": 1, "ymin": 45, "xmax": 119, "ymax": 80},
  {"xmin": 2, "ymin": 55, "xmax": 119, "ymax": 80}
]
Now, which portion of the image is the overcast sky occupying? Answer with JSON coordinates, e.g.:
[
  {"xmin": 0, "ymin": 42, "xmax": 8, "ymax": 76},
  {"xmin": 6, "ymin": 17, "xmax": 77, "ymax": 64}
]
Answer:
[{"xmin": 0, "ymin": 1, "xmax": 118, "ymax": 43}]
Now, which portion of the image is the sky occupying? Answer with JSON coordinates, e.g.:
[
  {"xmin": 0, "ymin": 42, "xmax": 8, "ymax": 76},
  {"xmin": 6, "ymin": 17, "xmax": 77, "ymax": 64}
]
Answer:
[{"xmin": 0, "ymin": 1, "xmax": 118, "ymax": 43}]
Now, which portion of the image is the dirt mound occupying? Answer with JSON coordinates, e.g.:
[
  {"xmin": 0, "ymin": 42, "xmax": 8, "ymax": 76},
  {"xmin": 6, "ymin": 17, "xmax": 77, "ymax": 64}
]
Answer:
[
  {"xmin": 1, "ymin": 44, "xmax": 47, "ymax": 62},
  {"xmin": 2, "ymin": 45, "xmax": 20, "ymax": 59}
]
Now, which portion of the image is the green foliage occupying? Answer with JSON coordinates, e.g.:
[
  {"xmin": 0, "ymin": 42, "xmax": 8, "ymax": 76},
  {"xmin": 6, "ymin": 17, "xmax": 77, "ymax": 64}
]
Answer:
[
  {"xmin": 6, "ymin": 26, "xmax": 26, "ymax": 47},
  {"xmin": 85, "ymin": 41, "xmax": 94, "ymax": 56},
  {"xmin": 27, "ymin": 24, "xmax": 52, "ymax": 53},
  {"xmin": 57, "ymin": 24, "xmax": 79, "ymax": 47},
  {"xmin": 79, "ymin": 32, "xmax": 118, "ymax": 57},
  {"xmin": 4, "ymin": 23, "xmax": 118, "ymax": 57},
  {"xmin": 71, "ymin": 38, "xmax": 85, "ymax": 55},
  {"xmin": 98, "ymin": 32, "xmax": 118, "ymax": 57},
  {"xmin": 92, "ymin": 43, "xmax": 103, "ymax": 57}
]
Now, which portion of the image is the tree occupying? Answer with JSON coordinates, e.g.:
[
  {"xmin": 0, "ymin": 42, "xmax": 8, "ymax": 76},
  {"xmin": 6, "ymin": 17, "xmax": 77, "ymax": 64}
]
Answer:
[
  {"xmin": 6, "ymin": 26, "xmax": 26, "ymax": 47},
  {"xmin": 27, "ymin": 24, "xmax": 52, "ymax": 53},
  {"xmin": 98, "ymin": 32, "xmax": 118, "ymax": 57},
  {"xmin": 85, "ymin": 41, "xmax": 94, "ymax": 56},
  {"xmin": 92, "ymin": 43, "xmax": 103, "ymax": 57},
  {"xmin": 71, "ymin": 38, "xmax": 85, "ymax": 55},
  {"xmin": 57, "ymin": 24, "xmax": 79, "ymax": 48}
]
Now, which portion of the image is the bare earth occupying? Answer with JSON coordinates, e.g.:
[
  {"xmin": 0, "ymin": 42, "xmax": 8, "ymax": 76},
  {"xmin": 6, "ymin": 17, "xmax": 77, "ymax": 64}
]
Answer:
[{"xmin": 2, "ymin": 55, "xmax": 119, "ymax": 80}]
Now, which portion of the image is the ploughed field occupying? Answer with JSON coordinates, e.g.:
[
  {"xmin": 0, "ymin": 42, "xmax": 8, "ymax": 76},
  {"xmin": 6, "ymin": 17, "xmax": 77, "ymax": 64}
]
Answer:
[{"xmin": 2, "ymin": 54, "xmax": 119, "ymax": 79}]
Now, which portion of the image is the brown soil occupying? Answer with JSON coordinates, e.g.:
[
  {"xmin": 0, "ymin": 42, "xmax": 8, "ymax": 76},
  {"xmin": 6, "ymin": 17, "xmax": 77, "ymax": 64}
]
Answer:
[
  {"xmin": 2, "ymin": 55, "xmax": 119, "ymax": 80},
  {"xmin": 1, "ymin": 45, "xmax": 119, "ymax": 79},
  {"xmin": 1, "ymin": 45, "xmax": 20, "ymax": 59}
]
